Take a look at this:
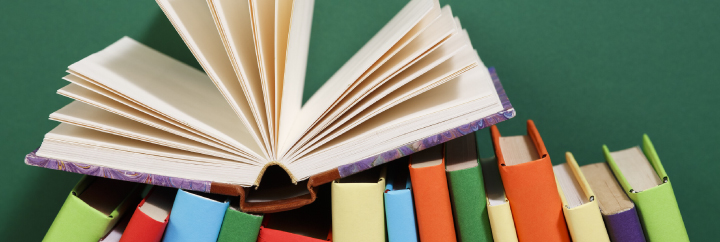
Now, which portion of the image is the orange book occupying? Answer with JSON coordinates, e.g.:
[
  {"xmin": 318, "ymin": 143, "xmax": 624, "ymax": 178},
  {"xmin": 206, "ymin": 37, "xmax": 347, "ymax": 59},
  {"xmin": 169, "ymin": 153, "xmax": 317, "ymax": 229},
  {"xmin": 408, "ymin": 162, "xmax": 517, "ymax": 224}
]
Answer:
[
  {"xmin": 491, "ymin": 120, "xmax": 570, "ymax": 242},
  {"xmin": 408, "ymin": 145, "xmax": 457, "ymax": 242}
]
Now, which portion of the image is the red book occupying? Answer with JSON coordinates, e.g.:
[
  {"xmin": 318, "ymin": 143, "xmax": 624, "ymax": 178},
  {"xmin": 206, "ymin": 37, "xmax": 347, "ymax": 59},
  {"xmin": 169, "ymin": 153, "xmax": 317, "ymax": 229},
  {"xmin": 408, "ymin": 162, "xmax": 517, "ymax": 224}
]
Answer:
[
  {"xmin": 257, "ymin": 227, "xmax": 331, "ymax": 242},
  {"xmin": 120, "ymin": 187, "xmax": 177, "ymax": 242}
]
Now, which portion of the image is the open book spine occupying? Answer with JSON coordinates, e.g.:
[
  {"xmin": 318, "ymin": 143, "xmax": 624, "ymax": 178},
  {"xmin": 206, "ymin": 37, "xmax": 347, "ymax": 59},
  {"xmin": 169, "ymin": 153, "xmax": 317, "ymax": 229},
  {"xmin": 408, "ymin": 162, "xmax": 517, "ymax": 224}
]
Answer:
[{"xmin": 25, "ymin": 67, "xmax": 514, "ymax": 213}]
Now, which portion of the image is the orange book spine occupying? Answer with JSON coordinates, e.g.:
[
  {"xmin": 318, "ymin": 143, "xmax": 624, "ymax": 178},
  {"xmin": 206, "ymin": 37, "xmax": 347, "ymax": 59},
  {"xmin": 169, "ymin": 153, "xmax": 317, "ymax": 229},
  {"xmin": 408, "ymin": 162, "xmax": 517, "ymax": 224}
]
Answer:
[
  {"xmin": 408, "ymin": 149, "xmax": 457, "ymax": 242},
  {"xmin": 491, "ymin": 120, "xmax": 570, "ymax": 242}
]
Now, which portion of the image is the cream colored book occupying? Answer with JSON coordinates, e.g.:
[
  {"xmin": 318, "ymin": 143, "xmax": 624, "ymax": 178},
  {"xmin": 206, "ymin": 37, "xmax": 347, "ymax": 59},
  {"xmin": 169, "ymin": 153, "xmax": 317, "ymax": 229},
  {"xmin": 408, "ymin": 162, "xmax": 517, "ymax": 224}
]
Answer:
[
  {"xmin": 554, "ymin": 153, "xmax": 611, "ymax": 242},
  {"xmin": 27, "ymin": 0, "xmax": 514, "ymax": 213}
]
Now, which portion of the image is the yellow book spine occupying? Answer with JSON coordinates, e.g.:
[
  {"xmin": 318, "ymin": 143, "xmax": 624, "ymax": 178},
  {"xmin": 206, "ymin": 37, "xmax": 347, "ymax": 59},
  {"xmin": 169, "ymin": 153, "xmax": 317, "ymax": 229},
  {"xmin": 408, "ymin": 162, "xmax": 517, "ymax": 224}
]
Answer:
[
  {"xmin": 487, "ymin": 200, "xmax": 519, "ymax": 242},
  {"xmin": 563, "ymin": 201, "xmax": 611, "ymax": 242},
  {"xmin": 331, "ymin": 180, "xmax": 386, "ymax": 242}
]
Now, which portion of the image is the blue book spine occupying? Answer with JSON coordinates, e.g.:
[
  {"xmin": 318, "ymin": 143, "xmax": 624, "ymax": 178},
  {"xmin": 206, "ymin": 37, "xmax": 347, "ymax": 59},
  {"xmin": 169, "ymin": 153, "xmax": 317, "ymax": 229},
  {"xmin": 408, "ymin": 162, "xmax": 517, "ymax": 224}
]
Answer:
[
  {"xmin": 384, "ymin": 185, "xmax": 419, "ymax": 242},
  {"xmin": 162, "ymin": 189, "xmax": 230, "ymax": 242}
]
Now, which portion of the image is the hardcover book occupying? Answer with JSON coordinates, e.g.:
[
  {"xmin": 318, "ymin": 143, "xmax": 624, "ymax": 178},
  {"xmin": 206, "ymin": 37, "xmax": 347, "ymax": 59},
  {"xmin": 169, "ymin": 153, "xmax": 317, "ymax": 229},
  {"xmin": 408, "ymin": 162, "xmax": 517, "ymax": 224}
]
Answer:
[
  {"xmin": 491, "ymin": 120, "xmax": 571, "ymax": 242},
  {"xmin": 162, "ymin": 190, "xmax": 230, "ymax": 242},
  {"xmin": 98, "ymin": 212, "xmax": 132, "ymax": 242},
  {"xmin": 25, "ymin": 0, "xmax": 514, "ymax": 213},
  {"xmin": 332, "ymin": 166, "xmax": 387, "ymax": 242},
  {"xmin": 480, "ymin": 156, "xmax": 518, "ymax": 242},
  {"xmin": 383, "ymin": 157, "xmax": 419, "ymax": 242},
  {"xmin": 603, "ymin": 135, "xmax": 689, "ymax": 242},
  {"xmin": 445, "ymin": 133, "xmax": 492, "ymax": 242},
  {"xmin": 409, "ymin": 145, "xmax": 456, "ymax": 242},
  {"xmin": 43, "ymin": 176, "xmax": 143, "ymax": 242},
  {"xmin": 553, "ymin": 153, "xmax": 611, "ymax": 242},
  {"xmin": 216, "ymin": 206, "xmax": 263, "ymax": 242},
  {"xmin": 121, "ymin": 186, "xmax": 177, "ymax": 242},
  {"xmin": 581, "ymin": 162, "xmax": 646, "ymax": 242}
]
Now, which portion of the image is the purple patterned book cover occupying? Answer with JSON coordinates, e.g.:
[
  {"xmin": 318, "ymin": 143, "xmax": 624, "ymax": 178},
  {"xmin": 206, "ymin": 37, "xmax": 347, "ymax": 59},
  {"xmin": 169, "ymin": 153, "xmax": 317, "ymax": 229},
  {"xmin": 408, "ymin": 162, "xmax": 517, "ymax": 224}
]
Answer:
[
  {"xmin": 603, "ymin": 206, "xmax": 647, "ymax": 242},
  {"xmin": 25, "ymin": 67, "xmax": 514, "ymax": 192}
]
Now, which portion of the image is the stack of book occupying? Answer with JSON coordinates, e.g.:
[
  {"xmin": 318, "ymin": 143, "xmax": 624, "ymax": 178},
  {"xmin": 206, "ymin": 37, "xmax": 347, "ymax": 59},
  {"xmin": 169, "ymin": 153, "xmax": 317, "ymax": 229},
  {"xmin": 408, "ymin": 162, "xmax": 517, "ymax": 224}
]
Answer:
[
  {"xmin": 37, "ymin": 121, "xmax": 689, "ymax": 242},
  {"xmin": 25, "ymin": 0, "xmax": 689, "ymax": 241}
]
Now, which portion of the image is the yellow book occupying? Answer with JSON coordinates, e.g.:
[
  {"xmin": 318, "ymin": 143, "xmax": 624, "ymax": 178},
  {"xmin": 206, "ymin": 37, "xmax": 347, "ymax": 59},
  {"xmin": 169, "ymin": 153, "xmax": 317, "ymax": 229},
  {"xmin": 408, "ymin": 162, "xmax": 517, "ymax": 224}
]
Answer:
[
  {"xmin": 331, "ymin": 166, "xmax": 387, "ymax": 242},
  {"xmin": 480, "ymin": 157, "xmax": 518, "ymax": 242},
  {"xmin": 553, "ymin": 153, "xmax": 611, "ymax": 242}
]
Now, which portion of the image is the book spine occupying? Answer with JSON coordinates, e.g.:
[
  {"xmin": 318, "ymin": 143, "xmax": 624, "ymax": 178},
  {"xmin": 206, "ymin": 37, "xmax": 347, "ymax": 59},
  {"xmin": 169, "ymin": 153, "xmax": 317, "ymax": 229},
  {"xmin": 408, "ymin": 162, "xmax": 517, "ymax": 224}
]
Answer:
[
  {"xmin": 562, "ymin": 201, "xmax": 611, "ymax": 242},
  {"xmin": 409, "ymin": 162, "xmax": 457, "ymax": 242},
  {"xmin": 487, "ymin": 202, "xmax": 519, "ymax": 242},
  {"xmin": 119, "ymin": 207, "xmax": 168, "ymax": 242},
  {"xmin": 257, "ymin": 227, "xmax": 329, "ymax": 242},
  {"xmin": 162, "ymin": 190, "xmax": 229, "ymax": 242},
  {"xmin": 331, "ymin": 181, "xmax": 386, "ymax": 242},
  {"xmin": 43, "ymin": 176, "xmax": 141, "ymax": 242},
  {"xmin": 603, "ymin": 207, "xmax": 647, "ymax": 242},
  {"xmin": 216, "ymin": 208, "xmax": 263, "ymax": 242},
  {"xmin": 446, "ymin": 166, "xmax": 492, "ymax": 242},
  {"xmin": 384, "ymin": 190, "xmax": 419, "ymax": 242},
  {"xmin": 628, "ymin": 182, "xmax": 689, "ymax": 242},
  {"xmin": 498, "ymin": 158, "xmax": 570, "ymax": 242}
]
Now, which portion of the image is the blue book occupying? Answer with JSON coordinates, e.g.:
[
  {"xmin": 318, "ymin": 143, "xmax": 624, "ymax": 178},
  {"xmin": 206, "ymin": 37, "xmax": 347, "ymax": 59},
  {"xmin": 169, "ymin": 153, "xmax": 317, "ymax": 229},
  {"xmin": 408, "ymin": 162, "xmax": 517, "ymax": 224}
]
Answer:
[
  {"xmin": 162, "ymin": 189, "xmax": 230, "ymax": 242},
  {"xmin": 384, "ymin": 158, "xmax": 419, "ymax": 242}
]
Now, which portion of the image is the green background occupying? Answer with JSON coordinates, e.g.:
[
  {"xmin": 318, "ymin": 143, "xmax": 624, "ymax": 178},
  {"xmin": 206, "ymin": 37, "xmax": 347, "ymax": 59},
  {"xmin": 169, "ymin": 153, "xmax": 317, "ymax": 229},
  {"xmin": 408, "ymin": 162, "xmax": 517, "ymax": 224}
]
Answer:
[{"xmin": 1, "ymin": 0, "xmax": 718, "ymax": 240}]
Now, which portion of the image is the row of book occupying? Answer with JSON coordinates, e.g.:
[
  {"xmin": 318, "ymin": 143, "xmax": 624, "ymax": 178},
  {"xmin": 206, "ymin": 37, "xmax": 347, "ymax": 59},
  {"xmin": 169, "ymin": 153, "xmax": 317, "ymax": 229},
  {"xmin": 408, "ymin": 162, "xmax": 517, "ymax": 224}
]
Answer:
[{"xmin": 42, "ymin": 120, "xmax": 689, "ymax": 242}]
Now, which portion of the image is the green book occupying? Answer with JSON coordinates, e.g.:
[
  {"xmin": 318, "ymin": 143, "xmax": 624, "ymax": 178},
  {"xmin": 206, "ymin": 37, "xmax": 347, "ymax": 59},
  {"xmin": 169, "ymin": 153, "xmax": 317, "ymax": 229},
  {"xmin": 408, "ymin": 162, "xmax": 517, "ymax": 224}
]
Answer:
[
  {"xmin": 603, "ymin": 134, "xmax": 689, "ymax": 242},
  {"xmin": 445, "ymin": 133, "xmax": 493, "ymax": 242},
  {"xmin": 217, "ymin": 207, "xmax": 263, "ymax": 242},
  {"xmin": 43, "ymin": 176, "xmax": 142, "ymax": 242}
]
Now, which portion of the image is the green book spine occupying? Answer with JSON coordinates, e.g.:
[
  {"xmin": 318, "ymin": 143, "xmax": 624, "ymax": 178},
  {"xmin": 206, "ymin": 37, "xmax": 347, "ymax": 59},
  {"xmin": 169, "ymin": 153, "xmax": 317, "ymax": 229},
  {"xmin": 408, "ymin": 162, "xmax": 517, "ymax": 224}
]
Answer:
[
  {"xmin": 603, "ymin": 135, "xmax": 689, "ymax": 242},
  {"xmin": 447, "ymin": 165, "xmax": 493, "ymax": 242},
  {"xmin": 43, "ymin": 176, "xmax": 140, "ymax": 242},
  {"xmin": 217, "ymin": 207, "xmax": 263, "ymax": 242}
]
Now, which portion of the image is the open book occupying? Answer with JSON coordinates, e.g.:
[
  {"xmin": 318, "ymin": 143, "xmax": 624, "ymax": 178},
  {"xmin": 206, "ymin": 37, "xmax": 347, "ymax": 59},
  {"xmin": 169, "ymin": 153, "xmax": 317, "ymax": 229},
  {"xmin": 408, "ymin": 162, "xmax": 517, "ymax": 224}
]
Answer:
[{"xmin": 26, "ymin": 0, "xmax": 514, "ymax": 213}]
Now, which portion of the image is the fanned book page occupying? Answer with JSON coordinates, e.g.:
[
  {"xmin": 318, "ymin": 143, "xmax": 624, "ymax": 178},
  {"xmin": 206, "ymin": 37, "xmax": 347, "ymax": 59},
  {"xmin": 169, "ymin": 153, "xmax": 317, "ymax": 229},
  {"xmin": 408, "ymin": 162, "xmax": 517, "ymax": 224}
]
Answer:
[{"xmin": 29, "ymin": 0, "xmax": 514, "ymax": 211}]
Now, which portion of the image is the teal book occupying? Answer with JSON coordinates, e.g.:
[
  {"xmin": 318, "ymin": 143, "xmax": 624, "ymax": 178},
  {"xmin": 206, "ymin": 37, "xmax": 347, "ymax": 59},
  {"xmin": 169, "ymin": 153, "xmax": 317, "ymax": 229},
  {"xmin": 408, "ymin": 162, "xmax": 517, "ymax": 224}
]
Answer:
[
  {"xmin": 43, "ymin": 176, "xmax": 143, "ymax": 242},
  {"xmin": 217, "ymin": 206, "xmax": 264, "ymax": 242},
  {"xmin": 445, "ymin": 133, "xmax": 492, "ymax": 242},
  {"xmin": 384, "ymin": 157, "xmax": 418, "ymax": 242}
]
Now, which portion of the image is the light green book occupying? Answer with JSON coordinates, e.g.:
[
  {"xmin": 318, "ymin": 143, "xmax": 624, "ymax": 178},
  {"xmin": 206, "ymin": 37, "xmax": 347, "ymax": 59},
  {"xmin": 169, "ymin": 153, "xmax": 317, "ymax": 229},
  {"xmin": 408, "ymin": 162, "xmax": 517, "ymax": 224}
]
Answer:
[
  {"xmin": 603, "ymin": 134, "xmax": 689, "ymax": 242},
  {"xmin": 43, "ymin": 176, "xmax": 142, "ymax": 242}
]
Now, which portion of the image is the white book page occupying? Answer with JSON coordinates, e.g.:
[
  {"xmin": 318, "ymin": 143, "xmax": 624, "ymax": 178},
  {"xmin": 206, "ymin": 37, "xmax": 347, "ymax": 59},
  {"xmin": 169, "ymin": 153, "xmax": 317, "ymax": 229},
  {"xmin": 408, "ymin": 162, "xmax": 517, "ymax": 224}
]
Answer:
[
  {"xmin": 283, "ymin": 5, "xmax": 453, "ymax": 159},
  {"xmin": 275, "ymin": 0, "xmax": 294, "ymax": 142},
  {"xmin": 287, "ymin": 67, "xmax": 502, "ymax": 177},
  {"xmin": 302, "ymin": 30, "xmax": 471, "ymax": 157},
  {"xmin": 156, "ymin": 0, "xmax": 266, "ymax": 156},
  {"xmin": 68, "ymin": 37, "xmax": 265, "ymax": 161},
  {"xmin": 288, "ymin": 47, "xmax": 479, "ymax": 161},
  {"xmin": 554, "ymin": 163, "xmax": 589, "ymax": 209},
  {"xmin": 37, "ymin": 124, "xmax": 261, "ymax": 186},
  {"xmin": 58, "ymin": 80, "xmax": 250, "ymax": 158},
  {"xmin": 207, "ymin": 0, "xmax": 272, "ymax": 155},
  {"xmin": 279, "ymin": 0, "xmax": 434, "ymax": 156},
  {"xmin": 50, "ymin": 101, "xmax": 254, "ymax": 163},
  {"xmin": 278, "ymin": 0, "xmax": 313, "ymax": 155},
  {"xmin": 250, "ymin": 0, "xmax": 277, "ymax": 154}
]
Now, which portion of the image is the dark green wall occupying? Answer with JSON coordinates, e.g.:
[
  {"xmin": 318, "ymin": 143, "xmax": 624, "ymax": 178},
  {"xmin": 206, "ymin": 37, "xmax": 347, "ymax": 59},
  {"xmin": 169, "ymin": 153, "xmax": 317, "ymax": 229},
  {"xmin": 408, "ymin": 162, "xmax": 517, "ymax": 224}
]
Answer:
[{"xmin": 1, "ymin": 0, "xmax": 717, "ymax": 240}]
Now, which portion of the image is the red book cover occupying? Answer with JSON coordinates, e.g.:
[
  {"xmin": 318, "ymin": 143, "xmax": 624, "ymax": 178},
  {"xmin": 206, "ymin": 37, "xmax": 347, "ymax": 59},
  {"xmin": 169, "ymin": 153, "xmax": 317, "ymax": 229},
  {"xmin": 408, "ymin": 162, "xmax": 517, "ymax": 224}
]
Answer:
[
  {"xmin": 257, "ymin": 227, "xmax": 331, "ymax": 242},
  {"xmin": 120, "ymin": 187, "xmax": 177, "ymax": 242}
]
